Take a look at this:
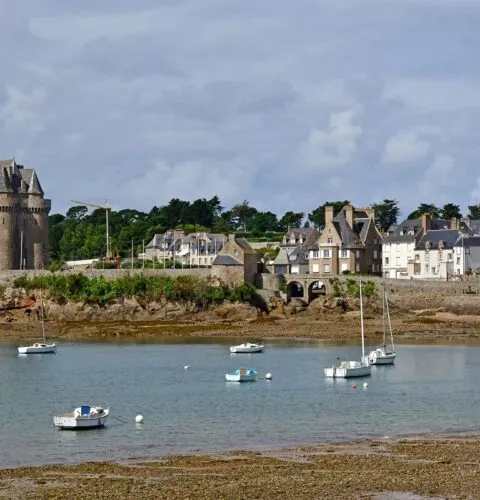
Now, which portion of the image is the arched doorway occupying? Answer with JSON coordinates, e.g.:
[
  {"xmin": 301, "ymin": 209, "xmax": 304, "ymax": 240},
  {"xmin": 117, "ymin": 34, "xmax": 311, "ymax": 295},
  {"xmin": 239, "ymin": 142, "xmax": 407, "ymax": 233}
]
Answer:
[
  {"xmin": 308, "ymin": 280, "xmax": 326, "ymax": 303},
  {"xmin": 287, "ymin": 281, "xmax": 304, "ymax": 301}
]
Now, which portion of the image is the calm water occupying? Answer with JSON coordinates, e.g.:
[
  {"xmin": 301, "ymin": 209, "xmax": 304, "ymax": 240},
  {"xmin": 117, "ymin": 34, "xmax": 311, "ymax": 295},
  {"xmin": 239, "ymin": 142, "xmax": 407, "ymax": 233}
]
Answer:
[{"xmin": 1, "ymin": 339, "xmax": 479, "ymax": 468}]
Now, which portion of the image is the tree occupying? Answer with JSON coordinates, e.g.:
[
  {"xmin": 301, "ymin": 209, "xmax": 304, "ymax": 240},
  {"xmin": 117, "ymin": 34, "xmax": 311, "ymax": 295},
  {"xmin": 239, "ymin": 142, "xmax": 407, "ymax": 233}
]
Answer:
[
  {"xmin": 372, "ymin": 199, "xmax": 400, "ymax": 233},
  {"xmin": 440, "ymin": 203, "xmax": 461, "ymax": 220},
  {"xmin": 279, "ymin": 211, "xmax": 304, "ymax": 231},
  {"xmin": 228, "ymin": 201, "xmax": 258, "ymax": 231},
  {"xmin": 308, "ymin": 201, "xmax": 350, "ymax": 230},
  {"xmin": 407, "ymin": 203, "xmax": 440, "ymax": 220},
  {"xmin": 66, "ymin": 205, "xmax": 88, "ymax": 222},
  {"xmin": 467, "ymin": 205, "xmax": 480, "ymax": 219},
  {"xmin": 250, "ymin": 211, "xmax": 280, "ymax": 234}
]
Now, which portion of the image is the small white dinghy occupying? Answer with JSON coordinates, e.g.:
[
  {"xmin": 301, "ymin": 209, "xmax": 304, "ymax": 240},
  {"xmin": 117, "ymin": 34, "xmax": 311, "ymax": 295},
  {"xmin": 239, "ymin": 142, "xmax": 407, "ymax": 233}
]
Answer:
[
  {"xmin": 229, "ymin": 342, "xmax": 264, "ymax": 353},
  {"xmin": 225, "ymin": 367, "xmax": 258, "ymax": 382},
  {"xmin": 18, "ymin": 292, "xmax": 56, "ymax": 355},
  {"xmin": 53, "ymin": 405, "xmax": 109, "ymax": 430}
]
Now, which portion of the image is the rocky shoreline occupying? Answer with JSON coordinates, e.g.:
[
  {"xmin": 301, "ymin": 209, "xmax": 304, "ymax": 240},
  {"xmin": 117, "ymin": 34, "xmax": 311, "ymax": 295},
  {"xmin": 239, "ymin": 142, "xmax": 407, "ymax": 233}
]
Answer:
[{"xmin": 1, "ymin": 434, "xmax": 479, "ymax": 498}]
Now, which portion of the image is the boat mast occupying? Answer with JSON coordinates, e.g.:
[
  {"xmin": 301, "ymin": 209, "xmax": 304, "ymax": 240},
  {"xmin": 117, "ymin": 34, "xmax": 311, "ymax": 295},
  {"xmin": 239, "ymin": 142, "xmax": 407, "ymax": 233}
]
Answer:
[
  {"xmin": 40, "ymin": 290, "xmax": 46, "ymax": 342},
  {"xmin": 385, "ymin": 284, "xmax": 394, "ymax": 350},
  {"xmin": 382, "ymin": 282, "xmax": 387, "ymax": 348},
  {"xmin": 359, "ymin": 280, "xmax": 365, "ymax": 357}
]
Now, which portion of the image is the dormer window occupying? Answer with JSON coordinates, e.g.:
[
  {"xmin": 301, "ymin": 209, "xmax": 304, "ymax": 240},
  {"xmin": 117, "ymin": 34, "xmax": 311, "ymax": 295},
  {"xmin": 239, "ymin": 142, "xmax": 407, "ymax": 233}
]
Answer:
[{"xmin": 327, "ymin": 237, "xmax": 332, "ymax": 244}]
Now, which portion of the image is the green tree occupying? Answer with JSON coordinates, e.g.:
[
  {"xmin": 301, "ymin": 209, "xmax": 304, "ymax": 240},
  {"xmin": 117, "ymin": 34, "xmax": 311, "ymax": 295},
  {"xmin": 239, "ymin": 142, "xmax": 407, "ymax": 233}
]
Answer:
[
  {"xmin": 228, "ymin": 200, "xmax": 258, "ymax": 231},
  {"xmin": 407, "ymin": 203, "xmax": 440, "ymax": 220},
  {"xmin": 279, "ymin": 211, "xmax": 304, "ymax": 231},
  {"xmin": 372, "ymin": 199, "xmax": 400, "ymax": 232},
  {"xmin": 250, "ymin": 211, "xmax": 280, "ymax": 234},
  {"xmin": 440, "ymin": 203, "xmax": 461, "ymax": 220},
  {"xmin": 468, "ymin": 205, "xmax": 480, "ymax": 219},
  {"xmin": 308, "ymin": 201, "xmax": 350, "ymax": 230}
]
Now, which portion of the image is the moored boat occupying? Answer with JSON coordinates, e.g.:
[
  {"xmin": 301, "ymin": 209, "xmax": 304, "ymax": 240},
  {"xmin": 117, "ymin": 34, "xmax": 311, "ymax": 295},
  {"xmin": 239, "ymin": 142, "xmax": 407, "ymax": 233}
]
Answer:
[
  {"xmin": 324, "ymin": 280, "xmax": 371, "ymax": 379},
  {"xmin": 18, "ymin": 342, "xmax": 57, "ymax": 354},
  {"xmin": 368, "ymin": 282, "xmax": 396, "ymax": 365},
  {"xmin": 229, "ymin": 342, "xmax": 264, "ymax": 353},
  {"xmin": 225, "ymin": 368, "xmax": 257, "ymax": 382},
  {"xmin": 53, "ymin": 405, "xmax": 109, "ymax": 430}
]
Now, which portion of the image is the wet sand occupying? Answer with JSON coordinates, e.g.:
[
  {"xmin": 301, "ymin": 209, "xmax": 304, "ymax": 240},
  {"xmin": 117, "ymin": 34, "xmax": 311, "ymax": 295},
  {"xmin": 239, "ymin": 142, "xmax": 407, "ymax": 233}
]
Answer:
[{"xmin": 1, "ymin": 435, "xmax": 479, "ymax": 499}]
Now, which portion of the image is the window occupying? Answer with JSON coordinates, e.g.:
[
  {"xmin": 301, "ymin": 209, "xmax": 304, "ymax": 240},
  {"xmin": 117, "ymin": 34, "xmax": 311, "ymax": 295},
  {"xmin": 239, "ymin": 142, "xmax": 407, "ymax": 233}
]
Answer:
[
  {"xmin": 327, "ymin": 237, "xmax": 333, "ymax": 243},
  {"xmin": 312, "ymin": 264, "xmax": 319, "ymax": 273},
  {"xmin": 322, "ymin": 250, "xmax": 330, "ymax": 258},
  {"xmin": 323, "ymin": 263, "xmax": 330, "ymax": 273},
  {"xmin": 312, "ymin": 250, "xmax": 319, "ymax": 259},
  {"xmin": 341, "ymin": 249, "xmax": 348, "ymax": 258},
  {"xmin": 385, "ymin": 257, "xmax": 389, "ymax": 265},
  {"xmin": 415, "ymin": 254, "xmax": 420, "ymax": 262},
  {"xmin": 356, "ymin": 250, "xmax": 360, "ymax": 258},
  {"xmin": 341, "ymin": 263, "xmax": 348, "ymax": 272},
  {"xmin": 432, "ymin": 267, "xmax": 436, "ymax": 275},
  {"xmin": 456, "ymin": 257, "xmax": 460, "ymax": 265},
  {"xmin": 425, "ymin": 253, "xmax": 429, "ymax": 261},
  {"xmin": 447, "ymin": 253, "xmax": 452, "ymax": 261},
  {"xmin": 373, "ymin": 250, "xmax": 377, "ymax": 259},
  {"xmin": 425, "ymin": 264, "xmax": 429, "ymax": 273},
  {"xmin": 355, "ymin": 263, "xmax": 360, "ymax": 272},
  {"xmin": 438, "ymin": 251, "xmax": 443, "ymax": 261}
]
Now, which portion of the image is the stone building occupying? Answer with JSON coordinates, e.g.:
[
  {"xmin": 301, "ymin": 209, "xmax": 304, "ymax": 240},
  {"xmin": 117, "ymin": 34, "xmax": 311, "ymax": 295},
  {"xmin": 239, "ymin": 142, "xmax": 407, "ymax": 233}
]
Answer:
[
  {"xmin": 0, "ymin": 159, "xmax": 51, "ymax": 270},
  {"xmin": 211, "ymin": 234, "xmax": 258, "ymax": 286}
]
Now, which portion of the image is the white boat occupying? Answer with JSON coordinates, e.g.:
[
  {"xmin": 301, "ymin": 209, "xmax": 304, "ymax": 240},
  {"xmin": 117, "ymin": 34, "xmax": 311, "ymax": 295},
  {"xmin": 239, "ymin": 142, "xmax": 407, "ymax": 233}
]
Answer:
[
  {"xmin": 324, "ymin": 280, "xmax": 371, "ymax": 379},
  {"xmin": 229, "ymin": 342, "xmax": 264, "ymax": 353},
  {"xmin": 225, "ymin": 367, "xmax": 258, "ymax": 382},
  {"xmin": 368, "ymin": 282, "xmax": 396, "ymax": 365},
  {"xmin": 18, "ymin": 293, "xmax": 56, "ymax": 354},
  {"xmin": 53, "ymin": 405, "xmax": 109, "ymax": 429}
]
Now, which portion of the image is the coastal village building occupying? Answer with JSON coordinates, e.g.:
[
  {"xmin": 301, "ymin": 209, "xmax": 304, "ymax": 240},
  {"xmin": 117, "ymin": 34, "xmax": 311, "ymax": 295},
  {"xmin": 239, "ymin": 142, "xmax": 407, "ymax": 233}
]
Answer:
[
  {"xmin": 0, "ymin": 159, "xmax": 50, "ymax": 270},
  {"xmin": 211, "ymin": 234, "xmax": 258, "ymax": 285},
  {"xmin": 383, "ymin": 214, "xmax": 480, "ymax": 279},
  {"xmin": 145, "ymin": 230, "xmax": 226, "ymax": 267},
  {"xmin": 272, "ymin": 227, "xmax": 319, "ymax": 274},
  {"xmin": 308, "ymin": 205, "xmax": 382, "ymax": 275}
]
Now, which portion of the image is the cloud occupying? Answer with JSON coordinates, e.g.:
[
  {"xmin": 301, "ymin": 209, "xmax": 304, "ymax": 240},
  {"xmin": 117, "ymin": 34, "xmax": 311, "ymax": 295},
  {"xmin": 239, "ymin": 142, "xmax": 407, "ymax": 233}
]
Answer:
[
  {"xmin": 298, "ymin": 111, "xmax": 362, "ymax": 173},
  {"xmin": 382, "ymin": 130, "xmax": 431, "ymax": 164},
  {"xmin": 383, "ymin": 79, "xmax": 480, "ymax": 111},
  {"xmin": 0, "ymin": 0, "xmax": 479, "ymax": 219},
  {"xmin": 0, "ymin": 85, "xmax": 47, "ymax": 133}
]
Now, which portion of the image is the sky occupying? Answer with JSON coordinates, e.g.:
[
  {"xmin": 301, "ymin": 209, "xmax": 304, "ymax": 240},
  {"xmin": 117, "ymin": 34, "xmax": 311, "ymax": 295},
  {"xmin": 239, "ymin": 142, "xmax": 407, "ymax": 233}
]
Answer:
[{"xmin": 1, "ymin": 0, "xmax": 480, "ymax": 220}]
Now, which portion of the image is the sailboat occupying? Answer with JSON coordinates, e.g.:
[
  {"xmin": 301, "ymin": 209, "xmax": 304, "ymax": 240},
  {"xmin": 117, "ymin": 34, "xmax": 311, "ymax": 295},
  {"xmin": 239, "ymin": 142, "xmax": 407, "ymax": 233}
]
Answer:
[
  {"xmin": 367, "ymin": 282, "xmax": 396, "ymax": 365},
  {"xmin": 324, "ymin": 280, "xmax": 371, "ymax": 378},
  {"xmin": 18, "ymin": 292, "xmax": 57, "ymax": 354}
]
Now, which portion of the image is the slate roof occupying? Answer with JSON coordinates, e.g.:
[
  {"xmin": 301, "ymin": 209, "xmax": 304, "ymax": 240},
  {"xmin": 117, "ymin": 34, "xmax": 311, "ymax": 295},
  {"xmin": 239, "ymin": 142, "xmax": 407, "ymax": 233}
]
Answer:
[
  {"xmin": 455, "ymin": 234, "xmax": 480, "ymax": 248},
  {"xmin": 332, "ymin": 209, "xmax": 363, "ymax": 249},
  {"xmin": 467, "ymin": 220, "xmax": 480, "ymax": 234},
  {"xmin": 354, "ymin": 217, "xmax": 372, "ymax": 243},
  {"xmin": 272, "ymin": 247, "xmax": 290, "ymax": 265},
  {"xmin": 383, "ymin": 218, "xmax": 421, "ymax": 243},
  {"xmin": 0, "ymin": 160, "xmax": 44, "ymax": 195},
  {"xmin": 235, "ymin": 237, "xmax": 256, "ymax": 254},
  {"xmin": 212, "ymin": 255, "xmax": 243, "ymax": 266},
  {"xmin": 288, "ymin": 245, "xmax": 309, "ymax": 265},
  {"xmin": 416, "ymin": 229, "xmax": 459, "ymax": 250}
]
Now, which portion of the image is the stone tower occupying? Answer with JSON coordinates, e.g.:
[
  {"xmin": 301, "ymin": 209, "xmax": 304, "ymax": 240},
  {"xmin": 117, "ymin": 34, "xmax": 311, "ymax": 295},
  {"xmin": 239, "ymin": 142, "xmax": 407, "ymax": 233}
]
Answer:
[{"xmin": 0, "ymin": 159, "xmax": 51, "ymax": 270}]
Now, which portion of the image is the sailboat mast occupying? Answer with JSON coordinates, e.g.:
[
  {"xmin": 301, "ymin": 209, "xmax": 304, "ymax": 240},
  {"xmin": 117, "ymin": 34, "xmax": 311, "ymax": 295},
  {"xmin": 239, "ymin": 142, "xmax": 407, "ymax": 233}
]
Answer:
[
  {"xmin": 382, "ymin": 282, "xmax": 387, "ymax": 348},
  {"xmin": 359, "ymin": 280, "xmax": 365, "ymax": 357},
  {"xmin": 40, "ymin": 291, "xmax": 46, "ymax": 342},
  {"xmin": 385, "ymin": 285, "xmax": 394, "ymax": 350}
]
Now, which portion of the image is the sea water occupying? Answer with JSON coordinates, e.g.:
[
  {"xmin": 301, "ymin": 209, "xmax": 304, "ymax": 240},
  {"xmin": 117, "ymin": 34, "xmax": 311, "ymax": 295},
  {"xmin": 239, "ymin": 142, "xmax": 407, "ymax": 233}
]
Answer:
[{"xmin": 0, "ymin": 339, "xmax": 479, "ymax": 468}]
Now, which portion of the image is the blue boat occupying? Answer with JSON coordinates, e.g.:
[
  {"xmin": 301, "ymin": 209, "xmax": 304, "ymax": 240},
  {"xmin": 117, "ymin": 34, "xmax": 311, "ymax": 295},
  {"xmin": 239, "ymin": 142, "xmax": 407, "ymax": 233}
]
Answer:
[{"xmin": 225, "ymin": 367, "xmax": 257, "ymax": 382}]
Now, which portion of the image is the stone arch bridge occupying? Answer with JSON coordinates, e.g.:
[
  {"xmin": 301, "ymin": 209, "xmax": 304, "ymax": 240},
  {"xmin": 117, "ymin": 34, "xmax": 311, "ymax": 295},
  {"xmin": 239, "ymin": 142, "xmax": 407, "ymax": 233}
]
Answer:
[{"xmin": 283, "ymin": 273, "xmax": 330, "ymax": 303}]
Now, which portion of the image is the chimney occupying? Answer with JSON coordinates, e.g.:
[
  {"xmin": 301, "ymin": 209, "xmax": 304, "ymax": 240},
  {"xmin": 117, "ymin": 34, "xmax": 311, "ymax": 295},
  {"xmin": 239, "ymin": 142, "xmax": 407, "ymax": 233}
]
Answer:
[
  {"xmin": 420, "ymin": 213, "xmax": 432, "ymax": 232},
  {"xmin": 344, "ymin": 205, "xmax": 354, "ymax": 228},
  {"xmin": 324, "ymin": 206, "xmax": 334, "ymax": 226},
  {"xmin": 364, "ymin": 207, "xmax": 375, "ymax": 221},
  {"xmin": 451, "ymin": 217, "xmax": 459, "ymax": 230}
]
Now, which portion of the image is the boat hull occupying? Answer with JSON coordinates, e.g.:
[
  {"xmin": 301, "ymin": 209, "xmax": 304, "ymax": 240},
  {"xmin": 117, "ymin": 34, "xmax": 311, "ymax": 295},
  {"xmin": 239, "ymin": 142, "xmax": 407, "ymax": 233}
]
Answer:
[
  {"xmin": 53, "ymin": 408, "xmax": 109, "ymax": 429},
  {"xmin": 18, "ymin": 343, "xmax": 57, "ymax": 354},
  {"xmin": 229, "ymin": 344, "xmax": 264, "ymax": 353},
  {"xmin": 225, "ymin": 374, "xmax": 257, "ymax": 382},
  {"xmin": 368, "ymin": 348, "xmax": 396, "ymax": 365},
  {"xmin": 324, "ymin": 364, "xmax": 371, "ymax": 378}
]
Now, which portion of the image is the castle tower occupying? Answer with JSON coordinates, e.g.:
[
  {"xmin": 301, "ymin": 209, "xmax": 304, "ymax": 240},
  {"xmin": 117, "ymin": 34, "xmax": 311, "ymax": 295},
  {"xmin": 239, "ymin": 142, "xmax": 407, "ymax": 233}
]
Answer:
[{"xmin": 0, "ymin": 159, "xmax": 51, "ymax": 270}]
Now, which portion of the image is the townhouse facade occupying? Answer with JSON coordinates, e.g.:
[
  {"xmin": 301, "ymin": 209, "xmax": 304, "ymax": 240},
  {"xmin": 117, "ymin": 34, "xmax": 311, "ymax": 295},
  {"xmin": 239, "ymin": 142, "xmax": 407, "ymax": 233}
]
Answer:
[{"xmin": 308, "ymin": 205, "xmax": 382, "ymax": 276}]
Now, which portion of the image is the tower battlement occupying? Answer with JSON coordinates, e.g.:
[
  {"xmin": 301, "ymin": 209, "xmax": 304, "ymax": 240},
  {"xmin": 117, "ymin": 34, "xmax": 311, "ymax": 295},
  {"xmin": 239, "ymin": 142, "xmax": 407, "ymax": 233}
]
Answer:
[{"xmin": 0, "ymin": 159, "xmax": 51, "ymax": 270}]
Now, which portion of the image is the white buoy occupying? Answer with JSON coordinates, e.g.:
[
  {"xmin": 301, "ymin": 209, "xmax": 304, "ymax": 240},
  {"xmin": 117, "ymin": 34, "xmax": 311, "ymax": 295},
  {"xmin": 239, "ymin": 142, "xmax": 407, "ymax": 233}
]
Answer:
[
  {"xmin": 265, "ymin": 373, "xmax": 272, "ymax": 380},
  {"xmin": 363, "ymin": 382, "xmax": 368, "ymax": 388},
  {"xmin": 135, "ymin": 415, "xmax": 144, "ymax": 424},
  {"xmin": 184, "ymin": 365, "xmax": 190, "ymax": 370}
]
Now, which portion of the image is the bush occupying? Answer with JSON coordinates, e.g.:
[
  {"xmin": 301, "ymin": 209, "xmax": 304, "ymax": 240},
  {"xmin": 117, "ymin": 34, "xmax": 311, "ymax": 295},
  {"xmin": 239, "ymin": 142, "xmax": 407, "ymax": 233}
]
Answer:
[{"xmin": 13, "ymin": 273, "xmax": 257, "ymax": 308}]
